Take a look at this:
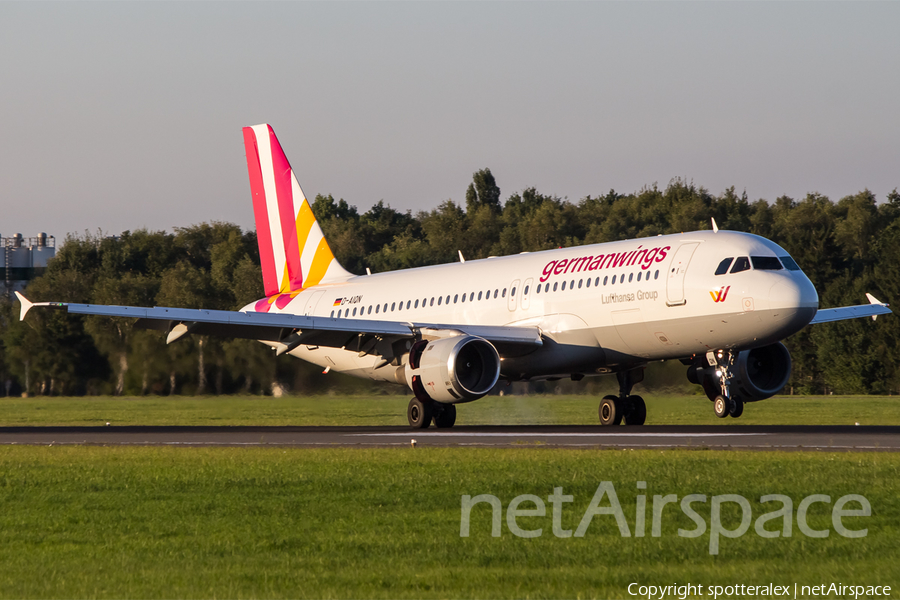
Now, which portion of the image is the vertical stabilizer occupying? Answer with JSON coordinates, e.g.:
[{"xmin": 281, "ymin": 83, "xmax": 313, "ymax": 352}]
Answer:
[{"xmin": 242, "ymin": 124, "xmax": 352, "ymax": 297}]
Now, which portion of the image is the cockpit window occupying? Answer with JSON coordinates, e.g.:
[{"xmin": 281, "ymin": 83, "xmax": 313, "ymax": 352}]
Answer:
[
  {"xmin": 715, "ymin": 258, "xmax": 734, "ymax": 275},
  {"xmin": 751, "ymin": 256, "xmax": 783, "ymax": 270},
  {"xmin": 730, "ymin": 256, "xmax": 751, "ymax": 274},
  {"xmin": 780, "ymin": 256, "xmax": 801, "ymax": 271}
]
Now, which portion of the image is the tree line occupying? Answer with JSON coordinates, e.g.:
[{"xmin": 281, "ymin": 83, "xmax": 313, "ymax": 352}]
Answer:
[{"xmin": 1, "ymin": 173, "xmax": 898, "ymax": 396}]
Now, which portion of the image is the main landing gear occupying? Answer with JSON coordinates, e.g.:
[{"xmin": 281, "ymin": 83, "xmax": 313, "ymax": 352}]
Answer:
[
  {"xmin": 599, "ymin": 369, "xmax": 647, "ymax": 426},
  {"xmin": 699, "ymin": 350, "xmax": 744, "ymax": 419},
  {"xmin": 407, "ymin": 397, "xmax": 457, "ymax": 429}
]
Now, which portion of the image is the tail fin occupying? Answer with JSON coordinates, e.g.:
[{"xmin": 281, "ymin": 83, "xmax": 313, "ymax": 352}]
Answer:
[{"xmin": 242, "ymin": 124, "xmax": 352, "ymax": 297}]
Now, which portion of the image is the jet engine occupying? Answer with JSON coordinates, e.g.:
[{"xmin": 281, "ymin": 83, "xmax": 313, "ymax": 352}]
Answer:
[
  {"xmin": 688, "ymin": 342, "xmax": 792, "ymax": 402},
  {"xmin": 403, "ymin": 335, "xmax": 500, "ymax": 403},
  {"xmin": 732, "ymin": 342, "xmax": 792, "ymax": 402}
]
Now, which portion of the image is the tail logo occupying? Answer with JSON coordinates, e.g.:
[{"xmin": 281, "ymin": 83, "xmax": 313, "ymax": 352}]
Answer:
[
  {"xmin": 710, "ymin": 286, "xmax": 731, "ymax": 303},
  {"xmin": 242, "ymin": 124, "xmax": 352, "ymax": 311}
]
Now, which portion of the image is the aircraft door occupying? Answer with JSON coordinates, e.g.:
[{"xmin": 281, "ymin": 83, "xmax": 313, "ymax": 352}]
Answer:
[
  {"xmin": 303, "ymin": 290, "xmax": 324, "ymax": 315},
  {"xmin": 507, "ymin": 279, "xmax": 521, "ymax": 312},
  {"xmin": 521, "ymin": 278, "xmax": 533, "ymax": 311},
  {"xmin": 666, "ymin": 242, "xmax": 700, "ymax": 306}
]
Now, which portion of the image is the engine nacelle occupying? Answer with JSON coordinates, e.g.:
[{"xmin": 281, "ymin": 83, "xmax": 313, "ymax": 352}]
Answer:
[
  {"xmin": 404, "ymin": 335, "xmax": 500, "ymax": 404},
  {"xmin": 732, "ymin": 342, "xmax": 792, "ymax": 402}
]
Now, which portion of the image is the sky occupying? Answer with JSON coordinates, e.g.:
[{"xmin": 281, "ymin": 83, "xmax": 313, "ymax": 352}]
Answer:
[{"xmin": 1, "ymin": 2, "xmax": 898, "ymax": 240}]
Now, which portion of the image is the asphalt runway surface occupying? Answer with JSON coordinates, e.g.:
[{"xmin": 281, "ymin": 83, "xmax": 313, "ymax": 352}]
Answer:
[{"xmin": 0, "ymin": 425, "xmax": 898, "ymax": 452}]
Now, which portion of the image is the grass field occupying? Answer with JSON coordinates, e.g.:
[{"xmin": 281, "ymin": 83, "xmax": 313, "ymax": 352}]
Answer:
[
  {"xmin": 0, "ymin": 394, "xmax": 898, "ymax": 427},
  {"xmin": 0, "ymin": 446, "xmax": 897, "ymax": 599}
]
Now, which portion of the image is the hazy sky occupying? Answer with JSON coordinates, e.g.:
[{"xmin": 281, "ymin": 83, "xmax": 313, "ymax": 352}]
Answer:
[{"xmin": 2, "ymin": 2, "xmax": 898, "ymax": 239}]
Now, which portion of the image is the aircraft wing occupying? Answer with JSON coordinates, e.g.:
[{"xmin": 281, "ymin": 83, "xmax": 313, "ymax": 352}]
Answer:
[
  {"xmin": 808, "ymin": 293, "xmax": 892, "ymax": 324},
  {"xmin": 14, "ymin": 292, "xmax": 542, "ymax": 357}
]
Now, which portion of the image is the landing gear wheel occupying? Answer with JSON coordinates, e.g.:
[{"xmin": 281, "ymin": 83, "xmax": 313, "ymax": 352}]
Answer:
[
  {"xmin": 407, "ymin": 397, "xmax": 434, "ymax": 429},
  {"xmin": 713, "ymin": 395, "xmax": 730, "ymax": 419},
  {"xmin": 433, "ymin": 404, "xmax": 457, "ymax": 428},
  {"xmin": 729, "ymin": 397, "xmax": 744, "ymax": 418},
  {"xmin": 623, "ymin": 395, "xmax": 646, "ymax": 426},
  {"xmin": 599, "ymin": 395, "xmax": 623, "ymax": 426}
]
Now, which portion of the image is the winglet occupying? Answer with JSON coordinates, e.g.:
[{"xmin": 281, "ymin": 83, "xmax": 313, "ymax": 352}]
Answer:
[
  {"xmin": 458, "ymin": 250, "xmax": 466, "ymax": 263},
  {"xmin": 866, "ymin": 293, "xmax": 887, "ymax": 320},
  {"xmin": 14, "ymin": 292, "xmax": 33, "ymax": 321},
  {"xmin": 711, "ymin": 218, "xmax": 719, "ymax": 233}
]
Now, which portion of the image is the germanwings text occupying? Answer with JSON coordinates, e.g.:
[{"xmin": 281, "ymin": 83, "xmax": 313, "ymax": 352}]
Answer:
[{"xmin": 540, "ymin": 245, "xmax": 670, "ymax": 283}]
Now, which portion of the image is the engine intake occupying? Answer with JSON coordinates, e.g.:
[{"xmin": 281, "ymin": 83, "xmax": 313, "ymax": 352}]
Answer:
[
  {"xmin": 732, "ymin": 342, "xmax": 792, "ymax": 402},
  {"xmin": 404, "ymin": 335, "xmax": 500, "ymax": 404}
]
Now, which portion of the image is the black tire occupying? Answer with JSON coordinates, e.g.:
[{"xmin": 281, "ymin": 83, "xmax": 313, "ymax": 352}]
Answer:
[
  {"xmin": 433, "ymin": 404, "xmax": 457, "ymax": 428},
  {"xmin": 599, "ymin": 395, "xmax": 622, "ymax": 426},
  {"xmin": 713, "ymin": 395, "xmax": 729, "ymax": 419},
  {"xmin": 729, "ymin": 397, "xmax": 744, "ymax": 418},
  {"xmin": 407, "ymin": 397, "xmax": 434, "ymax": 429},
  {"xmin": 624, "ymin": 395, "xmax": 646, "ymax": 426}
]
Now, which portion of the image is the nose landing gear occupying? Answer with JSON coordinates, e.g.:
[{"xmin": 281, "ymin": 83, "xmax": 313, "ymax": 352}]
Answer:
[{"xmin": 703, "ymin": 350, "xmax": 744, "ymax": 419}]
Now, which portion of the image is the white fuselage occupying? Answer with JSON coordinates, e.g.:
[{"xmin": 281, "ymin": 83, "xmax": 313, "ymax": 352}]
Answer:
[{"xmin": 243, "ymin": 230, "xmax": 819, "ymax": 382}]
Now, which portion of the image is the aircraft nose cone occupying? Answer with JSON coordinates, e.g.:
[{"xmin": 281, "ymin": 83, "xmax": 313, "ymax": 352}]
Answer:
[{"xmin": 769, "ymin": 275, "xmax": 818, "ymax": 328}]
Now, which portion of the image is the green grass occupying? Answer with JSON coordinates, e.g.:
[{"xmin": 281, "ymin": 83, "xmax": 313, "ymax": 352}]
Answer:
[
  {"xmin": 0, "ymin": 394, "xmax": 899, "ymax": 427},
  {"xmin": 0, "ymin": 446, "xmax": 896, "ymax": 599}
]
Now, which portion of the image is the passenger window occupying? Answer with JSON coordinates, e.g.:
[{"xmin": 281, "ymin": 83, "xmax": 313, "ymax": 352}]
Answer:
[
  {"xmin": 454, "ymin": 294, "xmax": 458, "ymax": 303},
  {"xmin": 502, "ymin": 289, "xmax": 507, "ymax": 298},
  {"xmin": 338, "ymin": 309, "xmax": 342, "ymax": 317},
  {"xmin": 535, "ymin": 286, "xmax": 541, "ymax": 294},
  {"xmin": 603, "ymin": 276, "xmax": 608, "ymax": 286},
  {"xmin": 493, "ymin": 290, "xmax": 499, "ymax": 299},
  {"xmin": 406, "ymin": 300, "xmax": 411, "ymax": 309},
  {"xmin": 780, "ymin": 256, "xmax": 801, "ymax": 271},
  {"xmin": 578, "ymin": 279, "xmax": 583, "ymax": 289},
  {"xmin": 368, "ymin": 306, "xmax": 372, "ymax": 315},
  {"xmin": 654, "ymin": 270, "xmax": 659, "ymax": 280},
  {"xmin": 751, "ymin": 256, "xmax": 783, "ymax": 270},
  {"xmin": 561, "ymin": 281, "xmax": 567, "ymax": 291},
  {"xmin": 383, "ymin": 303, "xmax": 388, "ymax": 312},
  {"xmin": 330, "ymin": 310, "xmax": 334, "ymax": 318},
  {"xmin": 612, "ymin": 275, "xmax": 617, "ymax": 284},
  {"xmin": 570, "ymin": 280, "xmax": 574, "ymax": 289},
  {"xmin": 470, "ymin": 292, "xmax": 475, "ymax": 301},
  {"xmin": 478, "ymin": 291, "xmax": 483, "ymax": 300},
  {"xmin": 375, "ymin": 305, "xmax": 380, "ymax": 314},
  {"xmin": 430, "ymin": 297, "xmax": 434, "ymax": 306},
  {"xmin": 446, "ymin": 295, "xmax": 451, "ymax": 304},
  {"xmin": 715, "ymin": 257, "xmax": 734, "ymax": 275},
  {"xmin": 438, "ymin": 296, "xmax": 442, "ymax": 306},
  {"xmin": 730, "ymin": 257, "xmax": 751, "ymax": 273},
  {"xmin": 512, "ymin": 287, "xmax": 517, "ymax": 297},
  {"xmin": 352, "ymin": 307, "xmax": 357, "ymax": 316},
  {"xmin": 391, "ymin": 302, "xmax": 396, "ymax": 311},
  {"xmin": 628, "ymin": 273, "xmax": 633, "ymax": 283},
  {"xmin": 524, "ymin": 285, "xmax": 529, "ymax": 295},
  {"xmin": 585, "ymin": 278, "xmax": 591, "ymax": 288},
  {"xmin": 553, "ymin": 282, "xmax": 558, "ymax": 292},
  {"xmin": 461, "ymin": 293, "xmax": 466, "ymax": 303},
  {"xmin": 414, "ymin": 299, "xmax": 419, "ymax": 309},
  {"xmin": 636, "ymin": 272, "xmax": 641, "ymax": 282}
]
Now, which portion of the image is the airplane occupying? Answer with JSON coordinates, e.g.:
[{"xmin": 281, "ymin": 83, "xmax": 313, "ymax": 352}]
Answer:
[{"xmin": 16, "ymin": 124, "xmax": 893, "ymax": 428}]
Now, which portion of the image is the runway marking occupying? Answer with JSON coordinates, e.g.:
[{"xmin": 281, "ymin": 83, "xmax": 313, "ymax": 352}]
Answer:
[{"xmin": 349, "ymin": 432, "xmax": 769, "ymax": 438}]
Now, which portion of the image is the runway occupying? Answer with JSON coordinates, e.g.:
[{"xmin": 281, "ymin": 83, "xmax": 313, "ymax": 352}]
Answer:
[{"xmin": 0, "ymin": 425, "xmax": 898, "ymax": 451}]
